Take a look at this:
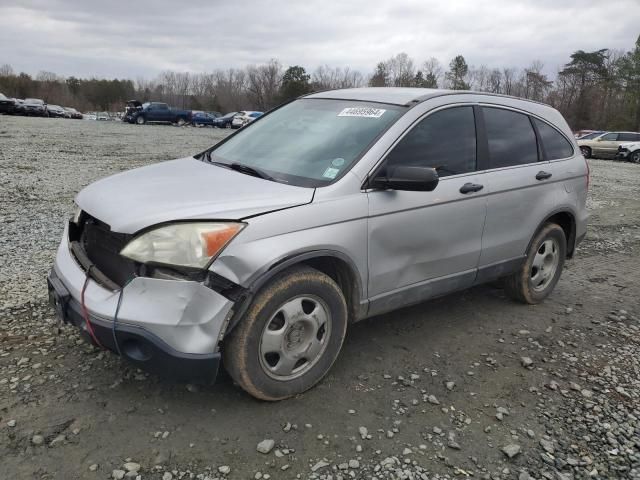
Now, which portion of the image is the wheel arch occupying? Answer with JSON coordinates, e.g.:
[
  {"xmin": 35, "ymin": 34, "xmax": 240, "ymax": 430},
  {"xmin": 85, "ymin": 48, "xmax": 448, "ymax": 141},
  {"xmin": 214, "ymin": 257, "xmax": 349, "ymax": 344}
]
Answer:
[
  {"xmin": 528, "ymin": 209, "xmax": 577, "ymax": 258},
  {"xmin": 224, "ymin": 250, "xmax": 366, "ymax": 337}
]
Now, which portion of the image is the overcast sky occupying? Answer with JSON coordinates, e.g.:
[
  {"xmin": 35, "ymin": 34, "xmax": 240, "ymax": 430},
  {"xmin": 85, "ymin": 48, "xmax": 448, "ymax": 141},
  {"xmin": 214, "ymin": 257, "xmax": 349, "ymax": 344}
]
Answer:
[{"xmin": 1, "ymin": 0, "xmax": 639, "ymax": 80}]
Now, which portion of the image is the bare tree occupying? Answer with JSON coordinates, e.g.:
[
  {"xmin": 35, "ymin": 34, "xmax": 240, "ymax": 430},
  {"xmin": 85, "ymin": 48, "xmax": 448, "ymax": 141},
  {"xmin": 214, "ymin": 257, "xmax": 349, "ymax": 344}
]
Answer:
[
  {"xmin": 246, "ymin": 59, "xmax": 283, "ymax": 110},
  {"xmin": 421, "ymin": 57, "xmax": 443, "ymax": 88}
]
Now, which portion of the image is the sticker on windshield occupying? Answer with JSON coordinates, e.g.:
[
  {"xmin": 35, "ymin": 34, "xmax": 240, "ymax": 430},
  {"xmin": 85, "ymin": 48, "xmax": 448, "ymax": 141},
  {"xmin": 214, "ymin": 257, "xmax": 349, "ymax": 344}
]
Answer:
[
  {"xmin": 338, "ymin": 107, "xmax": 386, "ymax": 118},
  {"xmin": 322, "ymin": 167, "xmax": 340, "ymax": 179},
  {"xmin": 332, "ymin": 157, "xmax": 345, "ymax": 167}
]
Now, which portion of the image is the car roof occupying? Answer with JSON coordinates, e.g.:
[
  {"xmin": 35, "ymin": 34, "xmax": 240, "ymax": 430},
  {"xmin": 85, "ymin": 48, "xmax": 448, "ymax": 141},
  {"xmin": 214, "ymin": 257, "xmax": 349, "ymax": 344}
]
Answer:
[
  {"xmin": 305, "ymin": 87, "xmax": 452, "ymax": 105},
  {"xmin": 305, "ymin": 87, "xmax": 554, "ymax": 108}
]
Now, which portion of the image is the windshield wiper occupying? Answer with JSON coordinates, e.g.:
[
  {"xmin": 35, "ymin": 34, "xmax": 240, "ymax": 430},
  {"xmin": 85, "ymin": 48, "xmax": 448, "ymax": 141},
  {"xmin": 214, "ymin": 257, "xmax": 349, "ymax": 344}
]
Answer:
[{"xmin": 210, "ymin": 161, "xmax": 274, "ymax": 181}]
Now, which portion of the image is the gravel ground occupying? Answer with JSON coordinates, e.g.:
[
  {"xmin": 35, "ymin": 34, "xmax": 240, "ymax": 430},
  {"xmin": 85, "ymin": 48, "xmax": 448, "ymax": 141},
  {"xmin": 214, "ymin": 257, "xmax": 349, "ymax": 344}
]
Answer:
[{"xmin": 1, "ymin": 115, "xmax": 639, "ymax": 480}]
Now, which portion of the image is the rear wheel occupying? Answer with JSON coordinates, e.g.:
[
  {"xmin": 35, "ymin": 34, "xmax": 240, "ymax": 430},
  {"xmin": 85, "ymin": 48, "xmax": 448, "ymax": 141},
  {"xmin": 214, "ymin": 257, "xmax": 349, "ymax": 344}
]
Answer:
[
  {"xmin": 504, "ymin": 223, "xmax": 566, "ymax": 304},
  {"xmin": 136, "ymin": 116, "xmax": 145, "ymax": 125},
  {"xmin": 223, "ymin": 266, "xmax": 348, "ymax": 401},
  {"xmin": 580, "ymin": 146, "xmax": 591, "ymax": 158},
  {"xmin": 177, "ymin": 117, "xmax": 186, "ymax": 126}
]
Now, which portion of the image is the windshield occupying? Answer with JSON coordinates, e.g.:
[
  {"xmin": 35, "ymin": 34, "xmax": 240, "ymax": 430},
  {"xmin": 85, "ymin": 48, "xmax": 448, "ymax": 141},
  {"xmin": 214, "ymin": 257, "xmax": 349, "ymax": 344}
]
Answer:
[
  {"xmin": 579, "ymin": 132, "xmax": 603, "ymax": 140},
  {"xmin": 209, "ymin": 99, "xmax": 404, "ymax": 187}
]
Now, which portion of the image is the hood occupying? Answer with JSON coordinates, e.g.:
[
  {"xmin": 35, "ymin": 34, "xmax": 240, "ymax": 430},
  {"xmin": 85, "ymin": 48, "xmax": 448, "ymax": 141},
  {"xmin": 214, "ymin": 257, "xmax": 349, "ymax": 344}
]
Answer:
[{"xmin": 76, "ymin": 157, "xmax": 314, "ymax": 234}]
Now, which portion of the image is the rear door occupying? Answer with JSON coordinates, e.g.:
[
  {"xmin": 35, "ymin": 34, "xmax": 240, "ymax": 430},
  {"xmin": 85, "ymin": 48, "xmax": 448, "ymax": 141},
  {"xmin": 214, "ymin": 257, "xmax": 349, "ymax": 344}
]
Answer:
[
  {"xmin": 367, "ymin": 105, "xmax": 488, "ymax": 314},
  {"xmin": 477, "ymin": 106, "xmax": 560, "ymax": 279}
]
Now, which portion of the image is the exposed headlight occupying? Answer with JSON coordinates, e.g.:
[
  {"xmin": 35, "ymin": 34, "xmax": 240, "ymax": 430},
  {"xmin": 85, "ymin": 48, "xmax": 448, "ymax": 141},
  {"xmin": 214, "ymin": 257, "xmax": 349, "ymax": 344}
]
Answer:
[{"xmin": 120, "ymin": 222, "xmax": 245, "ymax": 269}]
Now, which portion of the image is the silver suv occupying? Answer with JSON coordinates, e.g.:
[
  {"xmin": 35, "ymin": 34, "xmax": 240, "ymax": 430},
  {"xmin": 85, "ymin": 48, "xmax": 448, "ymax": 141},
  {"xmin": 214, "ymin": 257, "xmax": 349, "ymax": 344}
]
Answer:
[{"xmin": 48, "ymin": 88, "xmax": 588, "ymax": 400}]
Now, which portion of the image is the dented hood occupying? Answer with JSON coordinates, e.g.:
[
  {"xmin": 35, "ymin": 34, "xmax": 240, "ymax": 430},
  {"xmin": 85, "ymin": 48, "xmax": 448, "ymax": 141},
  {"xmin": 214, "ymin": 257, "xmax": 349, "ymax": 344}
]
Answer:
[{"xmin": 76, "ymin": 157, "xmax": 314, "ymax": 234}]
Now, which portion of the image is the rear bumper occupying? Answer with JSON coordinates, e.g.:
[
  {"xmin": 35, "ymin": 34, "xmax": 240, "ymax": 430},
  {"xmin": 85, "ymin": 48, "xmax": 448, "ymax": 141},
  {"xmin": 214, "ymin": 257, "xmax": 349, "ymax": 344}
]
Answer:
[{"xmin": 48, "ymin": 269, "xmax": 221, "ymax": 383}]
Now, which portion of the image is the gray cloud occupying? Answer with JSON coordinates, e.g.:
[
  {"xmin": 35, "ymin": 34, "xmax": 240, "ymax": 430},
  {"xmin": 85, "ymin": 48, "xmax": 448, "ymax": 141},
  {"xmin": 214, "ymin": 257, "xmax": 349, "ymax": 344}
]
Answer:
[{"xmin": 0, "ymin": 0, "xmax": 638, "ymax": 79}]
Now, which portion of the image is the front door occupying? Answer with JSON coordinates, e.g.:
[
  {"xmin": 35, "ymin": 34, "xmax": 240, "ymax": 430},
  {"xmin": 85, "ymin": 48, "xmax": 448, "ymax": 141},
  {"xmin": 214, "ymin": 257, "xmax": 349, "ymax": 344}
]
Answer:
[
  {"xmin": 592, "ymin": 132, "xmax": 619, "ymax": 158},
  {"xmin": 367, "ymin": 106, "xmax": 487, "ymax": 315}
]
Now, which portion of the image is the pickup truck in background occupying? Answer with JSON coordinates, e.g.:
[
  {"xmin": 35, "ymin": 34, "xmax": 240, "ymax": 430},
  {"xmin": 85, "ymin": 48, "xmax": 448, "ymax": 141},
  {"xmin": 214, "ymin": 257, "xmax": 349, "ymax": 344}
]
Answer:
[{"xmin": 124, "ymin": 100, "xmax": 192, "ymax": 125}]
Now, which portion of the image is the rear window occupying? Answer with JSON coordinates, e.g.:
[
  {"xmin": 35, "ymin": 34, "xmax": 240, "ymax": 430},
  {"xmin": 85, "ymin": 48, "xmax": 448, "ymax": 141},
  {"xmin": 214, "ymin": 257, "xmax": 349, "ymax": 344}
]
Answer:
[
  {"xmin": 533, "ymin": 118, "xmax": 574, "ymax": 160},
  {"xmin": 483, "ymin": 107, "xmax": 539, "ymax": 168}
]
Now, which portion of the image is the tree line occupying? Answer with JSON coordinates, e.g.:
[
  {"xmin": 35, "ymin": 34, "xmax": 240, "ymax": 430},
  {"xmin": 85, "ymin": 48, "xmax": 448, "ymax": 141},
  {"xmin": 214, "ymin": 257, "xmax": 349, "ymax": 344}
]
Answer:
[{"xmin": 1, "ymin": 35, "xmax": 638, "ymax": 131}]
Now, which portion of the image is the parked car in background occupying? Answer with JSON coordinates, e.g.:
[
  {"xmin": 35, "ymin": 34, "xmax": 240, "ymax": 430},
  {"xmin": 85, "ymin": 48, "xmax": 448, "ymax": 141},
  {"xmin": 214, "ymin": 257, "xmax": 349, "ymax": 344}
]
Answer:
[
  {"xmin": 124, "ymin": 101, "xmax": 192, "ymax": 125},
  {"xmin": 231, "ymin": 111, "xmax": 263, "ymax": 129},
  {"xmin": 124, "ymin": 100, "xmax": 142, "ymax": 120},
  {"xmin": 84, "ymin": 112, "xmax": 97, "ymax": 121},
  {"xmin": 47, "ymin": 105, "xmax": 66, "ymax": 118},
  {"xmin": 191, "ymin": 112, "xmax": 220, "ymax": 127},
  {"xmin": 617, "ymin": 142, "xmax": 640, "ymax": 163},
  {"xmin": 96, "ymin": 112, "xmax": 109, "ymax": 121},
  {"xmin": 0, "ymin": 93, "xmax": 16, "ymax": 114},
  {"xmin": 22, "ymin": 98, "xmax": 47, "ymax": 116},
  {"xmin": 13, "ymin": 99, "xmax": 25, "ymax": 115},
  {"xmin": 577, "ymin": 131, "xmax": 640, "ymax": 158},
  {"xmin": 213, "ymin": 111, "xmax": 238, "ymax": 128},
  {"xmin": 48, "ymin": 88, "xmax": 588, "ymax": 400},
  {"xmin": 64, "ymin": 107, "xmax": 83, "ymax": 119}
]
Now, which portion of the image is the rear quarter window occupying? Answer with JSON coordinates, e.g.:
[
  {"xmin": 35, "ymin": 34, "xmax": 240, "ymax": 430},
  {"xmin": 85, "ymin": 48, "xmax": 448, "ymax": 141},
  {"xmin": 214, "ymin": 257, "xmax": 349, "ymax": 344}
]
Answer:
[
  {"xmin": 483, "ymin": 107, "xmax": 539, "ymax": 168},
  {"xmin": 533, "ymin": 118, "xmax": 574, "ymax": 160}
]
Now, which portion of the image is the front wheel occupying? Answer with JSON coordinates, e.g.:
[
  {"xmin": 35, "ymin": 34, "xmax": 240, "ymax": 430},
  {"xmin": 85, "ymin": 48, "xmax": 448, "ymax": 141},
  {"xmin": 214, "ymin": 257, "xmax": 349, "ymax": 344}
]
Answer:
[
  {"xmin": 225, "ymin": 123, "xmax": 231, "ymax": 129},
  {"xmin": 630, "ymin": 150, "xmax": 640, "ymax": 163},
  {"xmin": 177, "ymin": 118, "xmax": 186, "ymax": 126},
  {"xmin": 223, "ymin": 266, "xmax": 348, "ymax": 401},
  {"xmin": 504, "ymin": 223, "xmax": 566, "ymax": 304},
  {"xmin": 136, "ymin": 116, "xmax": 145, "ymax": 125}
]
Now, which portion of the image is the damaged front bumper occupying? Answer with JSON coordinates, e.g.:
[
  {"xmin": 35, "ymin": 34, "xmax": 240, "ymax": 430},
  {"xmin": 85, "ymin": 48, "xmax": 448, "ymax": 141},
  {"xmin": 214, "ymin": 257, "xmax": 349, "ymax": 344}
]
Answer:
[{"xmin": 48, "ymin": 226, "xmax": 236, "ymax": 383}]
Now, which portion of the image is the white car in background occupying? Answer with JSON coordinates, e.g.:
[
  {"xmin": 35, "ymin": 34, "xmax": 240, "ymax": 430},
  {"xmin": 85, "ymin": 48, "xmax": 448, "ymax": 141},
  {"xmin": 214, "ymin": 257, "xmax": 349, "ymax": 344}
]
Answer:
[
  {"xmin": 231, "ymin": 110, "xmax": 263, "ymax": 129},
  {"xmin": 616, "ymin": 142, "xmax": 640, "ymax": 163}
]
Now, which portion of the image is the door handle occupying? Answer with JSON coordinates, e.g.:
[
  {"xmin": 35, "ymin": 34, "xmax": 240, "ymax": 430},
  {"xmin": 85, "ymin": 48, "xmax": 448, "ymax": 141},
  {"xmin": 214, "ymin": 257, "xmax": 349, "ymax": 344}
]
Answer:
[
  {"xmin": 459, "ymin": 183, "xmax": 484, "ymax": 194},
  {"xmin": 536, "ymin": 171, "xmax": 552, "ymax": 180}
]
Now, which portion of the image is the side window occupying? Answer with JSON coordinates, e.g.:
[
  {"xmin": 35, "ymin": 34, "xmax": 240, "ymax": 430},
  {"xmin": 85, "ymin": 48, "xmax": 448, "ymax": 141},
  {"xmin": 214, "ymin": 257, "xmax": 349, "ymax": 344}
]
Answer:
[
  {"xmin": 385, "ymin": 106, "xmax": 476, "ymax": 177},
  {"xmin": 533, "ymin": 118, "xmax": 574, "ymax": 160},
  {"xmin": 600, "ymin": 133, "xmax": 618, "ymax": 141},
  {"xmin": 619, "ymin": 133, "xmax": 640, "ymax": 141},
  {"xmin": 483, "ymin": 107, "xmax": 538, "ymax": 168}
]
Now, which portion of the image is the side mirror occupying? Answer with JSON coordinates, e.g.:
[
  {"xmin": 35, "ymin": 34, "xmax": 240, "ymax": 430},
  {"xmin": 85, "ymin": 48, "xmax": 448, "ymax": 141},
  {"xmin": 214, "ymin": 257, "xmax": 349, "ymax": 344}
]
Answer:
[{"xmin": 370, "ymin": 165, "xmax": 439, "ymax": 192}]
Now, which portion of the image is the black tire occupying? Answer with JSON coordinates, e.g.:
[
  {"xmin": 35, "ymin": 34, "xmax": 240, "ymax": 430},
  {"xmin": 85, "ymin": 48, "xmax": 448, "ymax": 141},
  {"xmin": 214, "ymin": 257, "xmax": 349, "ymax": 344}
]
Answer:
[
  {"xmin": 630, "ymin": 150, "xmax": 640, "ymax": 164},
  {"xmin": 223, "ymin": 265, "xmax": 348, "ymax": 401},
  {"xmin": 136, "ymin": 115, "xmax": 145, "ymax": 125},
  {"xmin": 177, "ymin": 117, "xmax": 186, "ymax": 126},
  {"xmin": 580, "ymin": 146, "xmax": 591, "ymax": 159},
  {"xmin": 504, "ymin": 223, "xmax": 566, "ymax": 304}
]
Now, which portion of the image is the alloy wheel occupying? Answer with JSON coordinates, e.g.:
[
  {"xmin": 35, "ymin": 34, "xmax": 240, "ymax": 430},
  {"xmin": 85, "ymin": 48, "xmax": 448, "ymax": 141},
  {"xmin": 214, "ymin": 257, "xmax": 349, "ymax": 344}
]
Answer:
[
  {"xmin": 530, "ymin": 238, "xmax": 560, "ymax": 292},
  {"xmin": 259, "ymin": 295, "xmax": 331, "ymax": 380}
]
